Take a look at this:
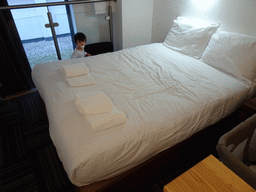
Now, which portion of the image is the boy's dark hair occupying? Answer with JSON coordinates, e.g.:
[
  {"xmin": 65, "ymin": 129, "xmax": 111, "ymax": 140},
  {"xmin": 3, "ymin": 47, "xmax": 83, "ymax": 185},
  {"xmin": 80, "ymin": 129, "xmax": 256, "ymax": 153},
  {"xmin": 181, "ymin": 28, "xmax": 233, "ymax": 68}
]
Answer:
[{"xmin": 74, "ymin": 32, "xmax": 86, "ymax": 43}]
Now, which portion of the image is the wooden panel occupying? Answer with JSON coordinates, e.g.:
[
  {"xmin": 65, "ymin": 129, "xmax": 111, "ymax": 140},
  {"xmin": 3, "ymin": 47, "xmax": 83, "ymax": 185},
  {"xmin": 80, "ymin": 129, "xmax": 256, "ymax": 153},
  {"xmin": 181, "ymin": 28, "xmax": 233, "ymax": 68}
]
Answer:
[
  {"xmin": 164, "ymin": 155, "xmax": 255, "ymax": 192},
  {"xmin": 239, "ymin": 97, "xmax": 256, "ymax": 120}
]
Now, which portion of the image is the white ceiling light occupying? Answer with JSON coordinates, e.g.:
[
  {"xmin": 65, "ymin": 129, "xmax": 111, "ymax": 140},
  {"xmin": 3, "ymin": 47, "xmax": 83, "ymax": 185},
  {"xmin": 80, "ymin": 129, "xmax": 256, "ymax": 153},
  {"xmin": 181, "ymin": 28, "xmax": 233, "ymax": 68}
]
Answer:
[{"xmin": 192, "ymin": 0, "xmax": 216, "ymax": 10}]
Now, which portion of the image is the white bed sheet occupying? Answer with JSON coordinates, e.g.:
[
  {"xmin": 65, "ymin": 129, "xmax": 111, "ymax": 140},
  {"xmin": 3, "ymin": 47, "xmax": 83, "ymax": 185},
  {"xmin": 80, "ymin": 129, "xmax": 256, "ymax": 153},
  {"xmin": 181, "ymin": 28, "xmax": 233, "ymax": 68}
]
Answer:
[{"xmin": 32, "ymin": 43, "xmax": 255, "ymax": 186}]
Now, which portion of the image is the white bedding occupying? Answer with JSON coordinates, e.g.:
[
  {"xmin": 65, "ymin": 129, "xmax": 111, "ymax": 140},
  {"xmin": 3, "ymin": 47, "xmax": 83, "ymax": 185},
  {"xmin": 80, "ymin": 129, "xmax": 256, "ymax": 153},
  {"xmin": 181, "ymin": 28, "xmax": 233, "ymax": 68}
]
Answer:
[{"xmin": 31, "ymin": 43, "xmax": 255, "ymax": 187}]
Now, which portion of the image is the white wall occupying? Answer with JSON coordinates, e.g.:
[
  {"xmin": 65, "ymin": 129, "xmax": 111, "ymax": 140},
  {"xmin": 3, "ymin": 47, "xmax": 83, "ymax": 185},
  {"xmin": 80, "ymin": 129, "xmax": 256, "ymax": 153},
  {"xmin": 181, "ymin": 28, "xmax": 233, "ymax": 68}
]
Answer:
[
  {"xmin": 152, "ymin": 0, "xmax": 256, "ymax": 43},
  {"xmin": 112, "ymin": 0, "xmax": 123, "ymax": 51},
  {"xmin": 121, "ymin": 0, "xmax": 154, "ymax": 49},
  {"xmin": 112, "ymin": 0, "xmax": 154, "ymax": 50},
  {"xmin": 70, "ymin": 3, "xmax": 110, "ymax": 45},
  {"xmin": 151, "ymin": 0, "xmax": 180, "ymax": 43}
]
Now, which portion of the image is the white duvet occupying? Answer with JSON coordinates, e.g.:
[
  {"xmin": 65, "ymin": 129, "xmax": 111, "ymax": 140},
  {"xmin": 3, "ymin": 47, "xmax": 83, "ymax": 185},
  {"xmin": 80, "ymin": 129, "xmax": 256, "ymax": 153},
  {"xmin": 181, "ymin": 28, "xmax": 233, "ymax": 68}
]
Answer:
[{"xmin": 32, "ymin": 43, "xmax": 255, "ymax": 186}]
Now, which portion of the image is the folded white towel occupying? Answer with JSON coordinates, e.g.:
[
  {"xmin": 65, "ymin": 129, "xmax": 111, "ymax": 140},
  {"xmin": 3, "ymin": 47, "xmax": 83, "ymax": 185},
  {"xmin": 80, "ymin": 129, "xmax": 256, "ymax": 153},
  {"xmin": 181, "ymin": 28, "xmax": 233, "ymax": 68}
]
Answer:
[
  {"xmin": 60, "ymin": 63, "xmax": 89, "ymax": 78},
  {"xmin": 66, "ymin": 74, "xmax": 96, "ymax": 87},
  {"xmin": 86, "ymin": 106, "xmax": 127, "ymax": 132},
  {"xmin": 74, "ymin": 92, "xmax": 114, "ymax": 116}
]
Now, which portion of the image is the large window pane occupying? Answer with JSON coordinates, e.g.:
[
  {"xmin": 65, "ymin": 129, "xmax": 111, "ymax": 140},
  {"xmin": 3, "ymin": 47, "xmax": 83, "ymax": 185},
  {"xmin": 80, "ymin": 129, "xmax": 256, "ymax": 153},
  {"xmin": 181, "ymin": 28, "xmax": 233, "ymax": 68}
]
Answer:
[
  {"xmin": 10, "ymin": 5, "xmax": 58, "ymax": 68},
  {"xmin": 7, "ymin": 0, "xmax": 111, "ymax": 67}
]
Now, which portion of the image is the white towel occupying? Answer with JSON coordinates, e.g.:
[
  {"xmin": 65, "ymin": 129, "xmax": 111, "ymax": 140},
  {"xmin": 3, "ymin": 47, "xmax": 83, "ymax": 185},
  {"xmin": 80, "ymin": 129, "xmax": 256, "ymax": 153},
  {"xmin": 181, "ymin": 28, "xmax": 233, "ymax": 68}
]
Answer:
[
  {"xmin": 60, "ymin": 63, "xmax": 89, "ymax": 78},
  {"xmin": 86, "ymin": 106, "xmax": 127, "ymax": 132},
  {"xmin": 74, "ymin": 92, "xmax": 114, "ymax": 116},
  {"xmin": 66, "ymin": 74, "xmax": 96, "ymax": 87}
]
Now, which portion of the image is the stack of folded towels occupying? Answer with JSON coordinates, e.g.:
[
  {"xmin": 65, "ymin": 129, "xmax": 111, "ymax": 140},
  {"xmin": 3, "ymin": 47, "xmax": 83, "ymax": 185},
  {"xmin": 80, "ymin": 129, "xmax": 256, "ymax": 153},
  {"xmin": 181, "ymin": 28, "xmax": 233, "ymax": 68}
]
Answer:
[
  {"xmin": 74, "ymin": 92, "xmax": 127, "ymax": 132},
  {"xmin": 60, "ymin": 63, "xmax": 96, "ymax": 87}
]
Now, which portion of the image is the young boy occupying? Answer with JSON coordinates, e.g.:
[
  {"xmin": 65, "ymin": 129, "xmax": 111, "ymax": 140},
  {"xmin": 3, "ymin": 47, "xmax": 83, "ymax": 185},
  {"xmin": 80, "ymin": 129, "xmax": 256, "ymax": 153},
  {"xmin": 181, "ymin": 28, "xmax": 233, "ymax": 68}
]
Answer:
[{"xmin": 71, "ymin": 32, "xmax": 91, "ymax": 59}]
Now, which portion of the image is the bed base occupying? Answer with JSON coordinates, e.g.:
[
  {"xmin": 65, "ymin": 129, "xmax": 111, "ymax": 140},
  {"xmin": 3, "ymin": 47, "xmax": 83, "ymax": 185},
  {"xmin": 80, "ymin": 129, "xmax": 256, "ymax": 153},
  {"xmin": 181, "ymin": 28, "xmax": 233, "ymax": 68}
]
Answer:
[{"xmin": 74, "ymin": 108, "xmax": 244, "ymax": 192}]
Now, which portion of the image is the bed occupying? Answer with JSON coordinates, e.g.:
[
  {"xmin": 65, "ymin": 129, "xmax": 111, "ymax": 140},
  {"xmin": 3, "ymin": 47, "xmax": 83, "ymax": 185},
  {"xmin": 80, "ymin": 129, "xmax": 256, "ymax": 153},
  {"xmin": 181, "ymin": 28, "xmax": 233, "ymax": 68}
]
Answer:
[{"xmin": 31, "ymin": 17, "xmax": 256, "ymax": 191}]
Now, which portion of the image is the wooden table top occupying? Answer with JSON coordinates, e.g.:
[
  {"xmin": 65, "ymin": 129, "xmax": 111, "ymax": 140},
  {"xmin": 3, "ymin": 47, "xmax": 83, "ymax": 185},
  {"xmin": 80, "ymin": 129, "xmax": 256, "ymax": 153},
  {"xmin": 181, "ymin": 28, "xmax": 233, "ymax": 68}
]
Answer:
[{"xmin": 163, "ymin": 155, "xmax": 255, "ymax": 192}]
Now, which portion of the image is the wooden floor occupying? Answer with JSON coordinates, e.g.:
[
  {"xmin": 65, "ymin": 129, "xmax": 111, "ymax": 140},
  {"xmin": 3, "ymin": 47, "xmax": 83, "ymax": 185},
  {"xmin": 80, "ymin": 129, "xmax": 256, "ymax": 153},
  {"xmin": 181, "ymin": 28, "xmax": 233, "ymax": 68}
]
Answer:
[{"xmin": 0, "ymin": 90, "xmax": 232, "ymax": 192}]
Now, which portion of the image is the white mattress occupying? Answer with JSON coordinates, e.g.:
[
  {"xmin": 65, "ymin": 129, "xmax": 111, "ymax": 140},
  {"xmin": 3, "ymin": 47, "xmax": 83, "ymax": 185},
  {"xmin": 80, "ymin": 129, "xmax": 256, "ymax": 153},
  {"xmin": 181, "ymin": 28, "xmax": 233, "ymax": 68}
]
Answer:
[{"xmin": 32, "ymin": 43, "xmax": 255, "ymax": 187}]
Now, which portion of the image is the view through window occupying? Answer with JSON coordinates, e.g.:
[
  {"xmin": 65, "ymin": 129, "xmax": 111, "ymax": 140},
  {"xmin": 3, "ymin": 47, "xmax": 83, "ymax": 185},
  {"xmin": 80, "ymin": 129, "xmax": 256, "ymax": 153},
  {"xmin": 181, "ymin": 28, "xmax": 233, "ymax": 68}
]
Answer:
[
  {"xmin": 8, "ymin": 0, "xmax": 110, "ymax": 69},
  {"xmin": 8, "ymin": 0, "xmax": 73, "ymax": 68}
]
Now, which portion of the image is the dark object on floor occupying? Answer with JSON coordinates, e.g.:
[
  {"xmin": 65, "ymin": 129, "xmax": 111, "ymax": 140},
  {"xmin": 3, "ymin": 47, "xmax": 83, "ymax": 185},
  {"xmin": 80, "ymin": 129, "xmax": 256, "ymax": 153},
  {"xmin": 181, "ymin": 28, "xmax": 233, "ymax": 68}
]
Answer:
[
  {"xmin": 216, "ymin": 113, "xmax": 256, "ymax": 190},
  {"xmin": 0, "ymin": 91, "xmax": 74, "ymax": 192},
  {"xmin": 84, "ymin": 42, "xmax": 113, "ymax": 56}
]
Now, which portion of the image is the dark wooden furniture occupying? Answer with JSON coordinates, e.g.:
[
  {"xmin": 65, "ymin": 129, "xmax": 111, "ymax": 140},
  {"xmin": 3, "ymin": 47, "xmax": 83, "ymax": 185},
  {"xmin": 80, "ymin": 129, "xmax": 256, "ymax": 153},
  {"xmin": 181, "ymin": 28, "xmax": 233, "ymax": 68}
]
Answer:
[
  {"xmin": 239, "ymin": 97, "xmax": 256, "ymax": 120},
  {"xmin": 84, "ymin": 42, "xmax": 113, "ymax": 56}
]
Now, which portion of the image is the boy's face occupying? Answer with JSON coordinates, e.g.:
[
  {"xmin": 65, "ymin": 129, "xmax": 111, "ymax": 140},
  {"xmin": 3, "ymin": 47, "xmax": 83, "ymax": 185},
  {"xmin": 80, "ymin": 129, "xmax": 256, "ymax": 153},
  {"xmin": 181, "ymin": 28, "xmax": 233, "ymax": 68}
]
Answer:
[{"xmin": 76, "ymin": 40, "xmax": 86, "ymax": 48}]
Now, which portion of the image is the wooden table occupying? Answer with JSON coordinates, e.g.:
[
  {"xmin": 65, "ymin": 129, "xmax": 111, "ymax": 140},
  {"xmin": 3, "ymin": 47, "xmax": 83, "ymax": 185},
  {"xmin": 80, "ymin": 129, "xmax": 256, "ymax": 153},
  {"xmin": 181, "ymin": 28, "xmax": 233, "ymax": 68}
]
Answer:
[{"xmin": 163, "ymin": 155, "xmax": 255, "ymax": 192}]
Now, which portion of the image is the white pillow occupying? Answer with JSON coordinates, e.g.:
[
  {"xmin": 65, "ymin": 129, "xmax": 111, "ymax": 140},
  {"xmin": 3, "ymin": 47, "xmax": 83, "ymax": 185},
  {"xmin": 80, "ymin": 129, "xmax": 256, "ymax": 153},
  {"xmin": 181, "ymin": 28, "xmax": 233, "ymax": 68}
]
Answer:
[
  {"xmin": 164, "ymin": 17, "xmax": 220, "ymax": 59},
  {"xmin": 201, "ymin": 31, "xmax": 256, "ymax": 84}
]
